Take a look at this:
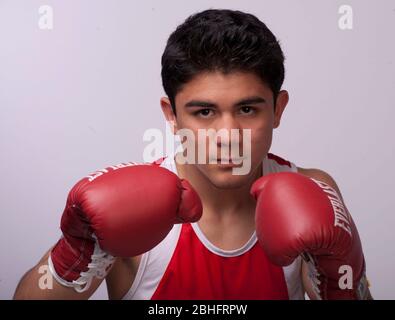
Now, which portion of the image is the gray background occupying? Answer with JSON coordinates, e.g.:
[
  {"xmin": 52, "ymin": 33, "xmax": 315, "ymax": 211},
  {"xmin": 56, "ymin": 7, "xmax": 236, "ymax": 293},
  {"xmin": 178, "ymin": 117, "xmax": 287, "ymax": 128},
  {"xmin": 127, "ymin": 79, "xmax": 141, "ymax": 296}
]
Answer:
[{"xmin": 0, "ymin": 0, "xmax": 394, "ymax": 299}]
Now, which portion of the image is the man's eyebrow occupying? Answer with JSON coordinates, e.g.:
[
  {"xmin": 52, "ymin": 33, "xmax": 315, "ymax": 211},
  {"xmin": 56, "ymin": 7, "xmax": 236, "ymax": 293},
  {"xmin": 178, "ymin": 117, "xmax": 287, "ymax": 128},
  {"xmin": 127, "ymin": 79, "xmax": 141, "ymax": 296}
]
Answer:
[
  {"xmin": 184, "ymin": 96, "xmax": 267, "ymax": 108},
  {"xmin": 234, "ymin": 96, "xmax": 267, "ymax": 106},
  {"xmin": 184, "ymin": 100, "xmax": 216, "ymax": 108}
]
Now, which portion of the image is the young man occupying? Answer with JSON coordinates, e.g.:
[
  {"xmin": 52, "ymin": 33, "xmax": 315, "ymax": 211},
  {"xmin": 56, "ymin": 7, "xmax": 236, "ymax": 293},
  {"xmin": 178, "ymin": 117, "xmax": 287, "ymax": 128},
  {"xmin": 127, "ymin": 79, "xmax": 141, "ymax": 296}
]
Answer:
[{"xmin": 14, "ymin": 9, "xmax": 371, "ymax": 300}]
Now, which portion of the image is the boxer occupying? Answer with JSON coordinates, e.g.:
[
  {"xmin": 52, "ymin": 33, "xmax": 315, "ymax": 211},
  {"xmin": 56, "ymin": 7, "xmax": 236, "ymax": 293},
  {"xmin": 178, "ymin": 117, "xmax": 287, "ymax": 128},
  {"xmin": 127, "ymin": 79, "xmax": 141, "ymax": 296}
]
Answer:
[{"xmin": 14, "ymin": 9, "xmax": 371, "ymax": 300}]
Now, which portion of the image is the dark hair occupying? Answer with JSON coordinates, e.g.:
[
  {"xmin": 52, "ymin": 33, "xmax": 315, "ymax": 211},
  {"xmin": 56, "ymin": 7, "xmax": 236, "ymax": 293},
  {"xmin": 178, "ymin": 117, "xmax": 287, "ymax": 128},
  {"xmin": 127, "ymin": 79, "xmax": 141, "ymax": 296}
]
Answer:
[{"xmin": 161, "ymin": 9, "xmax": 285, "ymax": 114}]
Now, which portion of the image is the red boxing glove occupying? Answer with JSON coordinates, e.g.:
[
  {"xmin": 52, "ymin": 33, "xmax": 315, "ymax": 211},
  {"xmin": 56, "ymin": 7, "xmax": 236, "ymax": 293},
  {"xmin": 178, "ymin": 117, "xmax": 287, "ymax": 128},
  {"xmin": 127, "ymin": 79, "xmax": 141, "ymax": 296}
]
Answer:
[
  {"xmin": 251, "ymin": 172, "xmax": 369, "ymax": 300},
  {"xmin": 49, "ymin": 162, "xmax": 202, "ymax": 292}
]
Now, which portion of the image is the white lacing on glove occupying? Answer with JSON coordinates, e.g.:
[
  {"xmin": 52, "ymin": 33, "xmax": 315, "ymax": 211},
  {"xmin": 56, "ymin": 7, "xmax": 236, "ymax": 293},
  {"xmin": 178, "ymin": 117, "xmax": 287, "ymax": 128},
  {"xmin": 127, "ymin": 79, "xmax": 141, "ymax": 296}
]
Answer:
[
  {"xmin": 48, "ymin": 236, "xmax": 115, "ymax": 293},
  {"xmin": 302, "ymin": 252, "xmax": 322, "ymax": 300}
]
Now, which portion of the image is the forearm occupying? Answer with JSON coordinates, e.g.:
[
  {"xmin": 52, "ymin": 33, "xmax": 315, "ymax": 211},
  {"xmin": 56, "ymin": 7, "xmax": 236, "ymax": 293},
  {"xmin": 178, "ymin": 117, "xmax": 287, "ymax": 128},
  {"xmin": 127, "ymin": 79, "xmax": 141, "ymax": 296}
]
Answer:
[{"xmin": 13, "ymin": 249, "xmax": 105, "ymax": 300}]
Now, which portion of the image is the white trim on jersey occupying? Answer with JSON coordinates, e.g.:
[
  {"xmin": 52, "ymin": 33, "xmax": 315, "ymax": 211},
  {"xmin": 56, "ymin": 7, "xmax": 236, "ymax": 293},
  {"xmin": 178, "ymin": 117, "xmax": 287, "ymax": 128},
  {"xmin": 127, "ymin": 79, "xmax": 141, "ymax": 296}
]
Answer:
[{"xmin": 190, "ymin": 222, "xmax": 257, "ymax": 258}]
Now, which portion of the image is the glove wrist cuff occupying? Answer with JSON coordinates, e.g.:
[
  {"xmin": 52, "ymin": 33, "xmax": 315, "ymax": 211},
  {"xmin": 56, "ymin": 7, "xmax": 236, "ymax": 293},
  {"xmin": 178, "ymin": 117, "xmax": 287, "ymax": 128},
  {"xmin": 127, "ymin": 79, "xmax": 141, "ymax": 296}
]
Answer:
[{"xmin": 48, "ymin": 235, "xmax": 115, "ymax": 292}]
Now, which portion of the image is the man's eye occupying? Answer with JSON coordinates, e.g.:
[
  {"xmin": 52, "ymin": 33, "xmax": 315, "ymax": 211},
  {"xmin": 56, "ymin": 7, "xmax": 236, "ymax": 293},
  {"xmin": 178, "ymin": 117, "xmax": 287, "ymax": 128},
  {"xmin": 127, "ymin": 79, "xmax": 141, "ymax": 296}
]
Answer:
[
  {"xmin": 240, "ymin": 106, "xmax": 254, "ymax": 114},
  {"xmin": 194, "ymin": 109, "xmax": 213, "ymax": 117}
]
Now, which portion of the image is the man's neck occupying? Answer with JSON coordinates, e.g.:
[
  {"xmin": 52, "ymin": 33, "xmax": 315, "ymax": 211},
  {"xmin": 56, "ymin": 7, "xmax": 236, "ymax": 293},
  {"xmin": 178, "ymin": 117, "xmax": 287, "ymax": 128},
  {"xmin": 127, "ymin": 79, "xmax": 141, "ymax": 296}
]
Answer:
[
  {"xmin": 174, "ymin": 154, "xmax": 262, "ymax": 250},
  {"xmin": 174, "ymin": 154, "xmax": 261, "ymax": 215}
]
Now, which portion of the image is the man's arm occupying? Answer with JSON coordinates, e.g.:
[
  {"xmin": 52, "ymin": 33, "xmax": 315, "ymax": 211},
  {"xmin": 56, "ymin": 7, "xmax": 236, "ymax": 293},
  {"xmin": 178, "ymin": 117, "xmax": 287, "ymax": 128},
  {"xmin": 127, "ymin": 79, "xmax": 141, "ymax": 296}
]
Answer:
[
  {"xmin": 298, "ymin": 167, "xmax": 373, "ymax": 300},
  {"xmin": 15, "ymin": 163, "xmax": 202, "ymax": 299},
  {"xmin": 13, "ymin": 248, "xmax": 108, "ymax": 300},
  {"xmin": 252, "ymin": 167, "xmax": 372, "ymax": 299}
]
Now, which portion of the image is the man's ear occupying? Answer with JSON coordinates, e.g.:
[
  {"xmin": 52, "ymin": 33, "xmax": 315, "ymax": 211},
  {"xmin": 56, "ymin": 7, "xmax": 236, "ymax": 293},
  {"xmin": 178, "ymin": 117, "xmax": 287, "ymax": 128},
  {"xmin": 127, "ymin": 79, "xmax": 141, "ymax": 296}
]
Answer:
[
  {"xmin": 160, "ymin": 97, "xmax": 178, "ymax": 134},
  {"xmin": 273, "ymin": 90, "xmax": 289, "ymax": 128}
]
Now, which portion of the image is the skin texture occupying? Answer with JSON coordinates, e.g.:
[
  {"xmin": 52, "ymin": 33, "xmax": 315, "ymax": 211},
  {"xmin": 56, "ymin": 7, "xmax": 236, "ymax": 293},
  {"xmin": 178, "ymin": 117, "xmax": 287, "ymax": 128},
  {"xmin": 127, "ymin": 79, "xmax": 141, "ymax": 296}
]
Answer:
[{"xmin": 14, "ymin": 70, "xmax": 371, "ymax": 300}]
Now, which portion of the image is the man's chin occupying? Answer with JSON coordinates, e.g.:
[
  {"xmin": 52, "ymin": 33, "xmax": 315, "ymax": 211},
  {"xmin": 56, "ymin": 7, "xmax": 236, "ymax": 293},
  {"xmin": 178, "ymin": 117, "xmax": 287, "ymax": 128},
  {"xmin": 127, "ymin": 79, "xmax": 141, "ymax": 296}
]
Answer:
[{"xmin": 203, "ymin": 167, "xmax": 255, "ymax": 190}]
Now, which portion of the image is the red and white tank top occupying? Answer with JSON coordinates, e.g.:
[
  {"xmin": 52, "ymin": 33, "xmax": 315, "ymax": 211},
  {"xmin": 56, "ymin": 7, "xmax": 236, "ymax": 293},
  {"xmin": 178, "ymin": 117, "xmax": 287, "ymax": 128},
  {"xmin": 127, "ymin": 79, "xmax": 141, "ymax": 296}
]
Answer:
[{"xmin": 122, "ymin": 153, "xmax": 305, "ymax": 300}]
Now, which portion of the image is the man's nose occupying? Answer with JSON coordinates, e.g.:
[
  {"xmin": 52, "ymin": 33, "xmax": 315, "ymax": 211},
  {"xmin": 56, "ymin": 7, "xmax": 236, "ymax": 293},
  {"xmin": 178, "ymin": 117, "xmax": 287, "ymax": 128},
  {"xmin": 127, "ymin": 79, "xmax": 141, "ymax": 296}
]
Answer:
[{"xmin": 214, "ymin": 113, "xmax": 242, "ymax": 147}]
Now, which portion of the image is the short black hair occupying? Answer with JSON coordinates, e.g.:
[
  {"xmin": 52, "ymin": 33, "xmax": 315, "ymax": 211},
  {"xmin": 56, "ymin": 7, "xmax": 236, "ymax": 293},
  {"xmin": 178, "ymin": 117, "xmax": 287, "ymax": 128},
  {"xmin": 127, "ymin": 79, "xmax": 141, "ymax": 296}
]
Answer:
[{"xmin": 161, "ymin": 9, "xmax": 285, "ymax": 114}]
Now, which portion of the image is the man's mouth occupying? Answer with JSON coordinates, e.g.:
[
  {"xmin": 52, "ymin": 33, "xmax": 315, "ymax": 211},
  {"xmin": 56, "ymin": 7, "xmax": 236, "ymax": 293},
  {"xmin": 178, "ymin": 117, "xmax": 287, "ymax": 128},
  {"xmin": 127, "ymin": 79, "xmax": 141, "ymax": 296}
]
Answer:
[{"xmin": 210, "ymin": 158, "xmax": 244, "ymax": 166}]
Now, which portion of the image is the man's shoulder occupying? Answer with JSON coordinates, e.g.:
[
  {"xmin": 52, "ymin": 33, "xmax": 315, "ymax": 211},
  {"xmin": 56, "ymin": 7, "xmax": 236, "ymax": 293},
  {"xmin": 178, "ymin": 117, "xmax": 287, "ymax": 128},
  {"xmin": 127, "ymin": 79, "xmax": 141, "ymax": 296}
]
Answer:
[{"xmin": 297, "ymin": 167, "xmax": 342, "ymax": 196}]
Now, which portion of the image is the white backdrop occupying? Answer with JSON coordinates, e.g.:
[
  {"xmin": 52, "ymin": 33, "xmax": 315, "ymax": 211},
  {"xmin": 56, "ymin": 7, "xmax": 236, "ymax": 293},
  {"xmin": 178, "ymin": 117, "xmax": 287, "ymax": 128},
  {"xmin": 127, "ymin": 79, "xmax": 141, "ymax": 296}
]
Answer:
[{"xmin": 0, "ymin": 0, "xmax": 394, "ymax": 299}]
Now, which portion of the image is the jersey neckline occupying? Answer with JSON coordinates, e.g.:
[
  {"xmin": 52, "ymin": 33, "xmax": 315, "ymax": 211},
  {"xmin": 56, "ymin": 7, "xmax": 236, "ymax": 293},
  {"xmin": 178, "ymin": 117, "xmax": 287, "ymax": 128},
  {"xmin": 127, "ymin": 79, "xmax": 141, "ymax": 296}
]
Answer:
[{"xmin": 190, "ymin": 222, "xmax": 257, "ymax": 257}]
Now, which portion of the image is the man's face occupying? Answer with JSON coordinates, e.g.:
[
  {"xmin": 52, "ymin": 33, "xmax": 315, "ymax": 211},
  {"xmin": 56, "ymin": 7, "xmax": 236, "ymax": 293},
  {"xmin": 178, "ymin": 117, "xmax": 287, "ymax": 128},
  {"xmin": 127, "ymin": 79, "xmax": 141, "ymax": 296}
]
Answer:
[{"xmin": 162, "ymin": 71, "xmax": 288, "ymax": 189}]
